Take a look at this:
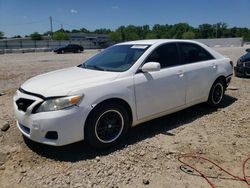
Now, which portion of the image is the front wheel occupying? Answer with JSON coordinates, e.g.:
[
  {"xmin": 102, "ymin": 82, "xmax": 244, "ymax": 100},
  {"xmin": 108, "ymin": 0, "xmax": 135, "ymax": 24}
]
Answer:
[
  {"xmin": 207, "ymin": 79, "xmax": 225, "ymax": 107},
  {"xmin": 85, "ymin": 103, "xmax": 130, "ymax": 148}
]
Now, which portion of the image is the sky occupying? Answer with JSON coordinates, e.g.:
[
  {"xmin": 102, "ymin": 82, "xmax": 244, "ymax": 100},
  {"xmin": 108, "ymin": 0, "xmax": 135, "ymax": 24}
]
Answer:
[{"xmin": 0, "ymin": 0, "xmax": 250, "ymax": 37}]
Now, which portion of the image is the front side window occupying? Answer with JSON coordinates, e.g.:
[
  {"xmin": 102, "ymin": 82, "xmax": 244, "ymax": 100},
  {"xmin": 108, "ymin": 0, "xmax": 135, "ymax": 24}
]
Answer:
[
  {"xmin": 79, "ymin": 45, "xmax": 149, "ymax": 72},
  {"xmin": 145, "ymin": 43, "xmax": 180, "ymax": 68},
  {"xmin": 178, "ymin": 42, "xmax": 214, "ymax": 64}
]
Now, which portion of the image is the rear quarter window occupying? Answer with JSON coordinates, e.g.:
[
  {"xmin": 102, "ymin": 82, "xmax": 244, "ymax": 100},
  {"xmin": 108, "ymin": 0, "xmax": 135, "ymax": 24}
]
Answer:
[{"xmin": 178, "ymin": 42, "xmax": 214, "ymax": 64}]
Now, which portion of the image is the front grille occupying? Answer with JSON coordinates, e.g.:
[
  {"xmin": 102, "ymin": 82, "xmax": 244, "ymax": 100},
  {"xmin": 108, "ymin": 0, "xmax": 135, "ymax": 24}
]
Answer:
[
  {"xmin": 19, "ymin": 123, "xmax": 30, "ymax": 134},
  {"xmin": 244, "ymin": 62, "xmax": 250, "ymax": 68},
  {"xmin": 245, "ymin": 67, "xmax": 250, "ymax": 75},
  {"xmin": 16, "ymin": 98, "xmax": 35, "ymax": 112}
]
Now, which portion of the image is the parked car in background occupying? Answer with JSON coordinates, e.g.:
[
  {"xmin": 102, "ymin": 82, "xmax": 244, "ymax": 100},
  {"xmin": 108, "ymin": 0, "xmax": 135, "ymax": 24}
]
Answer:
[
  {"xmin": 53, "ymin": 44, "xmax": 84, "ymax": 54},
  {"xmin": 234, "ymin": 48, "xmax": 250, "ymax": 77},
  {"xmin": 14, "ymin": 39, "xmax": 233, "ymax": 148}
]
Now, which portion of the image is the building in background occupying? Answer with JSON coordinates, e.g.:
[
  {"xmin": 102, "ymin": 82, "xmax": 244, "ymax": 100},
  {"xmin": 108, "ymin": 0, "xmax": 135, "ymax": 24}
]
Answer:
[{"xmin": 68, "ymin": 33, "xmax": 109, "ymax": 47}]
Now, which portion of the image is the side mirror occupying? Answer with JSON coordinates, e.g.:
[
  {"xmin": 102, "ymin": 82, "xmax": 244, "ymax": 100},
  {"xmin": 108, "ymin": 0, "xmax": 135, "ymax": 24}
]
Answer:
[
  {"xmin": 141, "ymin": 62, "xmax": 161, "ymax": 73},
  {"xmin": 246, "ymin": 49, "xmax": 250, "ymax": 53}
]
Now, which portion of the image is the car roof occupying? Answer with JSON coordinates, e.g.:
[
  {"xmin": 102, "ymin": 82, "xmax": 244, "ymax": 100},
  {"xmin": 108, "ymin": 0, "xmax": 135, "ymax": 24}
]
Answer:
[
  {"xmin": 115, "ymin": 39, "xmax": 225, "ymax": 60},
  {"xmin": 117, "ymin": 39, "xmax": 200, "ymax": 46}
]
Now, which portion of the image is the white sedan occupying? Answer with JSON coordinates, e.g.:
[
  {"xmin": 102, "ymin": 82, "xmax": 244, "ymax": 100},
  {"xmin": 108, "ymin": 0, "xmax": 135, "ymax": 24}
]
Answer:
[{"xmin": 14, "ymin": 39, "xmax": 233, "ymax": 147}]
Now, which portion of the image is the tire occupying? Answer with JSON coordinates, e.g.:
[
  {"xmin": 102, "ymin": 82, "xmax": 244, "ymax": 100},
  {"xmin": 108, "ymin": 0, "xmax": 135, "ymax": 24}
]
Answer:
[
  {"xmin": 207, "ymin": 79, "xmax": 225, "ymax": 107},
  {"xmin": 61, "ymin": 50, "xmax": 64, "ymax": 54},
  {"xmin": 85, "ymin": 103, "xmax": 130, "ymax": 148}
]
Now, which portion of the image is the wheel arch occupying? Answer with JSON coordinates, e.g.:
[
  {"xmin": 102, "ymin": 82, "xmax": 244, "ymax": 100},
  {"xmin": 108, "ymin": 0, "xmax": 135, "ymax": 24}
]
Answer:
[
  {"xmin": 205, "ymin": 75, "xmax": 227, "ymax": 102},
  {"xmin": 84, "ymin": 98, "xmax": 133, "ymax": 137},
  {"xmin": 206, "ymin": 75, "xmax": 227, "ymax": 106},
  {"xmin": 213, "ymin": 75, "xmax": 227, "ymax": 88}
]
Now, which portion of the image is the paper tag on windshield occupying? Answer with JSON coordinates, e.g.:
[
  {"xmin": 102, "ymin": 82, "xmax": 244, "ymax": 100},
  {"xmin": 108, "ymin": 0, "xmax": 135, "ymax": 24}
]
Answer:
[{"xmin": 131, "ymin": 45, "xmax": 148, "ymax": 49}]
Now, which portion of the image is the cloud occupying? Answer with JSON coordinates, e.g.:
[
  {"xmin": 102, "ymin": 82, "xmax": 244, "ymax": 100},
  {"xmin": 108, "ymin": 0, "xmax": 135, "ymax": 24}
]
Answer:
[
  {"xmin": 111, "ymin": 5, "xmax": 119, "ymax": 9},
  {"xmin": 70, "ymin": 9, "xmax": 78, "ymax": 14},
  {"xmin": 23, "ymin": 16, "xmax": 28, "ymax": 19}
]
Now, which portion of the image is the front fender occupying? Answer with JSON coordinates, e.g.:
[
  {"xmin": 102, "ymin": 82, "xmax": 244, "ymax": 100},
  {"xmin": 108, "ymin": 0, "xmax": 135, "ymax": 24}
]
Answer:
[{"xmin": 78, "ymin": 76, "xmax": 137, "ymax": 125}]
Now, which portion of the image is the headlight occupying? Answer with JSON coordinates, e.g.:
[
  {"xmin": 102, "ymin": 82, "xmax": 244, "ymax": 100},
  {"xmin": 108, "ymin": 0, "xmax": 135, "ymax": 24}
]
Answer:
[
  {"xmin": 237, "ymin": 59, "xmax": 243, "ymax": 66},
  {"xmin": 36, "ymin": 95, "xmax": 83, "ymax": 113}
]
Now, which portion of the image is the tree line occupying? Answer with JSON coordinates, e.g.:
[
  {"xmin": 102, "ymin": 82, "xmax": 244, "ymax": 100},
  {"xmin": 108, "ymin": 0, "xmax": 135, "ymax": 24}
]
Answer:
[
  {"xmin": 1, "ymin": 22, "xmax": 250, "ymax": 41},
  {"xmin": 108, "ymin": 23, "xmax": 250, "ymax": 42}
]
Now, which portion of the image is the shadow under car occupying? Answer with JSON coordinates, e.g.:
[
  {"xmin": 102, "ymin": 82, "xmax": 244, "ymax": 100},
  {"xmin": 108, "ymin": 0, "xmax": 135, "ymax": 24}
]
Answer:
[{"xmin": 24, "ymin": 94, "xmax": 237, "ymax": 162}]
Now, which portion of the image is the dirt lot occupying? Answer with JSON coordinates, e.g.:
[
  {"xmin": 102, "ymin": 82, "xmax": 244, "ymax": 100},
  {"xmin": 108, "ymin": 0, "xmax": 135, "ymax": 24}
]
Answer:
[{"xmin": 0, "ymin": 48, "xmax": 249, "ymax": 188}]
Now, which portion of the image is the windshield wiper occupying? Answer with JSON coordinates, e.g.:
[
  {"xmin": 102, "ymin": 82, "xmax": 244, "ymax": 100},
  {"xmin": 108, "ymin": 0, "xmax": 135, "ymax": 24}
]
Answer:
[
  {"xmin": 77, "ymin": 64, "xmax": 83, "ymax": 68},
  {"xmin": 85, "ymin": 65, "xmax": 105, "ymax": 71}
]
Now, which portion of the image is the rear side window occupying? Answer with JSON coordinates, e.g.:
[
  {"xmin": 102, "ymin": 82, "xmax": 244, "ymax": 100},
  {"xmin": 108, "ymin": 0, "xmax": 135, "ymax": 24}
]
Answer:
[
  {"xmin": 145, "ymin": 43, "xmax": 179, "ymax": 68},
  {"xmin": 178, "ymin": 42, "xmax": 214, "ymax": 64}
]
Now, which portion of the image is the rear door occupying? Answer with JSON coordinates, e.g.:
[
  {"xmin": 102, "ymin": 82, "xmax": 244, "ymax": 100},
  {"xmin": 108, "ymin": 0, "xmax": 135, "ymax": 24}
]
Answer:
[
  {"xmin": 134, "ymin": 43, "xmax": 186, "ymax": 120},
  {"xmin": 177, "ymin": 42, "xmax": 216, "ymax": 104}
]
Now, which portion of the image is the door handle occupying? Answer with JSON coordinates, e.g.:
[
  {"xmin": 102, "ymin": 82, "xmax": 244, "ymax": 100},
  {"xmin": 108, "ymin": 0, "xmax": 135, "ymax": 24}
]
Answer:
[
  {"xmin": 212, "ymin": 63, "xmax": 217, "ymax": 68},
  {"xmin": 177, "ymin": 70, "xmax": 184, "ymax": 77}
]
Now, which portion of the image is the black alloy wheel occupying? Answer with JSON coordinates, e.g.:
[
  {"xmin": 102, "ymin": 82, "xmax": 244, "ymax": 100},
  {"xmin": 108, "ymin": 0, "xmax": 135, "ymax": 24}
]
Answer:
[
  {"xmin": 86, "ymin": 103, "xmax": 130, "ymax": 148},
  {"xmin": 208, "ymin": 79, "xmax": 225, "ymax": 107}
]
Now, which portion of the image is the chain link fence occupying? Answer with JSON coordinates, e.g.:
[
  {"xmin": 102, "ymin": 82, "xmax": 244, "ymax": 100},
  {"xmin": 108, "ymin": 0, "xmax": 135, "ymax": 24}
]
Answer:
[
  {"xmin": 0, "ymin": 37, "xmax": 244, "ymax": 54},
  {"xmin": 0, "ymin": 39, "xmax": 106, "ymax": 54}
]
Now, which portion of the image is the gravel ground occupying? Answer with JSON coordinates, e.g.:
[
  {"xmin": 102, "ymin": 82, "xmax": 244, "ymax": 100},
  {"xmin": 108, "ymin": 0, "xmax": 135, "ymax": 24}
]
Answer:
[{"xmin": 0, "ymin": 48, "xmax": 249, "ymax": 188}]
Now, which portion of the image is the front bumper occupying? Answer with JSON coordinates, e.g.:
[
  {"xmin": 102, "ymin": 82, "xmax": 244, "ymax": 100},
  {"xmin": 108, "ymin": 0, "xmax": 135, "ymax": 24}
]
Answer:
[
  {"xmin": 14, "ymin": 90, "xmax": 87, "ymax": 146},
  {"xmin": 234, "ymin": 66, "xmax": 250, "ymax": 77}
]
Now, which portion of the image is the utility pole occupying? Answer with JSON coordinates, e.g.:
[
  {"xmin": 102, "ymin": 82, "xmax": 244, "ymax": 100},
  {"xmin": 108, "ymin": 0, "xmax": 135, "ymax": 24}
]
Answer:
[
  {"xmin": 215, "ymin": 24, "xmax": 218, "ymax": 38},
  {"xmin": 49, "ymin": 16, "xmax": 53, "ymax": 39}
]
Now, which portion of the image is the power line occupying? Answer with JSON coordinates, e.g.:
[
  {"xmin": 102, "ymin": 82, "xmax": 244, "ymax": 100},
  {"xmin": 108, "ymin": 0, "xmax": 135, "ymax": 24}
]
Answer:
[
  {"xmin": 0, "ymin": 19, "xmax": 47, "ymax": 27},
  {"xmin": 53, "ymin": 19, "xmax": 82, "ymax": 29},
  {"xmin": 0, "ymin": 17, "xmax": 83, "ymax": 31}
]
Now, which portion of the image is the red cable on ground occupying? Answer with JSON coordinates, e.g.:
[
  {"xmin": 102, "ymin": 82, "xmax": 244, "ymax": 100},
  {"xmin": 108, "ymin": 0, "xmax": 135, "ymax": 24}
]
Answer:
[{"xmin": 178, "ymin": 155, "xmax": 250, "ymax": 188}]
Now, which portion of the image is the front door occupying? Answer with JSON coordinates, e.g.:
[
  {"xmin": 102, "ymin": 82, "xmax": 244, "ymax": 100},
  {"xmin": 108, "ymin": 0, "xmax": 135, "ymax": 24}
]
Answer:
[{"xmin": 134, "ymin": 43, "xmax": 186, "ymax": 120}]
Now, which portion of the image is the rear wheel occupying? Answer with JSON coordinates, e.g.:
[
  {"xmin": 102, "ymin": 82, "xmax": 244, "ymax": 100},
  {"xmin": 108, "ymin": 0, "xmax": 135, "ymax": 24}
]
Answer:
[
  {"xmin": 207, "ymin": 79, "xmax": 225, "ymax": 107},
  {"xmin": 85, "ymin": 103, "xmax": 129, "ymax": 148}
]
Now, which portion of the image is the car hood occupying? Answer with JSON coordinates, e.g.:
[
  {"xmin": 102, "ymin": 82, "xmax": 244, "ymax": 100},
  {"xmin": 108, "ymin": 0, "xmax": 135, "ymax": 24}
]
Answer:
[
  {"xmin": 21, "ymin": 67, "xmax": 120, "ymax": 97},
  {"xmin": 240, "ymin": 52, "xmax": 250, "ymax": 62}
]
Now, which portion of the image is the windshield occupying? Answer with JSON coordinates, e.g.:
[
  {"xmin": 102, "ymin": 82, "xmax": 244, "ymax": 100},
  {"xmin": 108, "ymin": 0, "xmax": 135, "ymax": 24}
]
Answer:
[{"xmin": 79, "ymin": 44, "xmax": 150, "ymax": 72}]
